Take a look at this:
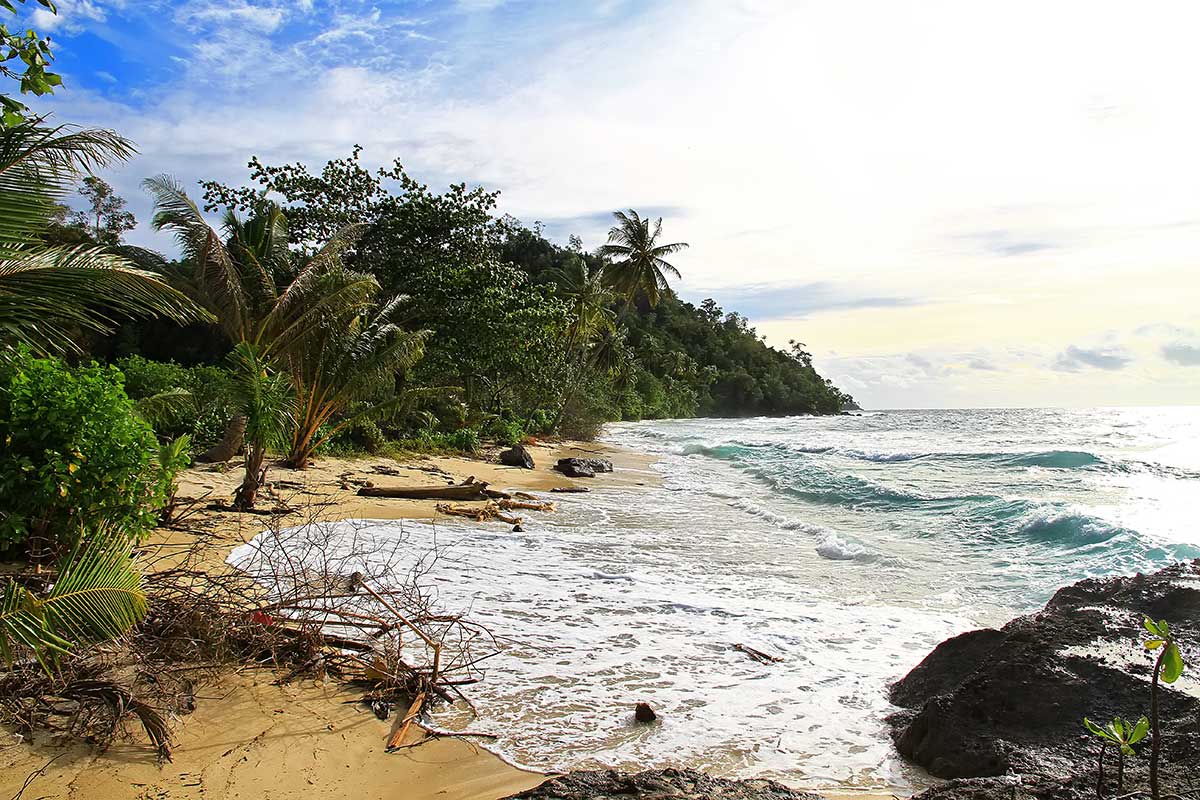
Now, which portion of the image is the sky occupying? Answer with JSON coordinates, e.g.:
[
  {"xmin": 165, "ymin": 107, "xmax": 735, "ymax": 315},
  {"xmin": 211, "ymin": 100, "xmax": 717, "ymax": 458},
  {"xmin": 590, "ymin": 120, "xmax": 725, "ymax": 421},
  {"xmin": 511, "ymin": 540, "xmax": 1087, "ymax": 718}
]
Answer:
[{"xmin": 19, "ymin": 0, "xmax": 1200, "ymax": 409}]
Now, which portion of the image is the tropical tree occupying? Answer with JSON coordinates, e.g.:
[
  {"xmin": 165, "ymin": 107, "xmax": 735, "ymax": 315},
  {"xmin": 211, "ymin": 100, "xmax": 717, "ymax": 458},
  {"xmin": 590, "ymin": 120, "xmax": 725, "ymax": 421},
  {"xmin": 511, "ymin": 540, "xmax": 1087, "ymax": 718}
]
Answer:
[
  {"xmin": 0, "ymin": 124, "xmax": 202, "ymax": 354},
  {"xmin": 284, "ymin": 295, "xmax": 427, "ymax": 468},
  {"xmin": 1, "ymin": 1, "xmax": 61, "ymax": 128},
  {"xmin": 597, "ymin": 209, "xmax": 688, "ymax": 308},
  {"xmin": 144, "ymin": 176, "xmax": 417, "ymax": 505}
]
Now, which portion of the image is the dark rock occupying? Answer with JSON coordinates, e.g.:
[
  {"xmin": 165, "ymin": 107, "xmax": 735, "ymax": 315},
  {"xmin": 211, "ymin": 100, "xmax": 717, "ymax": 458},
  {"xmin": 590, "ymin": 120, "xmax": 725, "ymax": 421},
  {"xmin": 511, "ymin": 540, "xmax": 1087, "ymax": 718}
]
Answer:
[
  {"xmin": 500, "ymin": 444, "xmax": 536, "ymax": 469},
  {"xmin": 889, "ymin": 560, "xmax": 1200, "ymax": 788},
  {"xmin": 512, "ymin": 524, "xmax": 524, "ymax": 533},
  {"xmin": 634, "ymin": 702, "xmax": 657, "ymax": 722},
  {"xmin": 550, "ymin": 487, "xmax": 590, "ymax": 493},
  {"xmin": 555, "ymin": 457, "xmax": 611, "ymax": 477},
  {"xmin": 555, "ymin": 458, "xmax": 595, "ymax": 478},
  {"xmin": 911, "ymin": 775, "xmax": 1089, "ymax": 800},
  {"xmin": 501, "ymin": 768, "xmax": 823, "ymax": 799}
]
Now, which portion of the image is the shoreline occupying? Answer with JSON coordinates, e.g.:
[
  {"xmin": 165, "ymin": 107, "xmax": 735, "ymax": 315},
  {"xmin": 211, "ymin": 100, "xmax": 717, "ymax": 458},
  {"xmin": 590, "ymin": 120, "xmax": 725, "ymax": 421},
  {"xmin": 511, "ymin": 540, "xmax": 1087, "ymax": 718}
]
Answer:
[
  {"xmin": 1, "ymin": 440, "xmax": 656, "ymax": 800},
  {"xmin": 1, "ymin": 438, "xmax": 902, "ymax": 800}
]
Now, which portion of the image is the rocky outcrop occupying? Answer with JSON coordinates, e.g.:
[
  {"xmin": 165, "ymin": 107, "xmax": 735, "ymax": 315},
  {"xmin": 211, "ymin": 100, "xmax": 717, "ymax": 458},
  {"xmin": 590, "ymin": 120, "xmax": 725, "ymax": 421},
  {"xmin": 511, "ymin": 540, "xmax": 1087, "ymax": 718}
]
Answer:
[
  {"xmin": 555, "ymin": 457, "xmax": 613, "ymax": 478},
  {"xmin": 502, "ymin": 769, "xmax": 823, "ymax": 800},
  {"xmin": 891, "ymin": 560, "xmax": 1200, "ymax": 795},
  {"xmin": 500, "ymin": 444, "xmax": 535, "ymax": 469}
]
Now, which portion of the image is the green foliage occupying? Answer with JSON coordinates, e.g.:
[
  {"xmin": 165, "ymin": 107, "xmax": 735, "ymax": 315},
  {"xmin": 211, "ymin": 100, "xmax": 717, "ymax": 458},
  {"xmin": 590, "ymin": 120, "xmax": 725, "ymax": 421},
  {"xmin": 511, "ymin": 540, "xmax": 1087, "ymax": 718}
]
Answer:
[
  {"xmin": 1144, "ymin": 617, "xmax": 1184, "ymax": 684},
  {"xmin": 597, "ymin": 209, "xmax": 688, "ymax": 308},
  {"xmin": 0, "ymin": 0, "xmax": 61, "ymax": 128},
  {"xmin": 0, "ymin": 124, "xmax": 205, "ymax": 355},
  {"xmin": 1084, "ymin": 716, "xmax": 1149, "ymax": 756},
  {"xmin": 0, "ymin": 349, "xmax": 176, "ymax": 550},
  {"xmin": 0, "ymin": 524, "xmax": 147, "ymax": 670},
  {"xmin": 116, "ymin": 355, "xmax": 238, "ymax": 447}
]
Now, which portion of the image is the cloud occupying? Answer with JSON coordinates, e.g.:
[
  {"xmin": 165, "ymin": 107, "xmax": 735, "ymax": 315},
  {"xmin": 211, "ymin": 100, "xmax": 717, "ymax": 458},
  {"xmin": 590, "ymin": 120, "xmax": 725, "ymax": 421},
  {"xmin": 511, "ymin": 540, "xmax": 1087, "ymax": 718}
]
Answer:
[
  {"xmin": 1053, "ymin": 344, "xmax": 1134, "ymax": 372},
  {"xmin": 1162, "ymin": 342, "xmax": 1200, "ymax": 366},
  {"xmin": 966, "ymin": 357, "xmax": 998, "ymax": 371},
  {"xmin": 31, "ymin": 0, "xmax": 107, "ymax": 33},
  {"xmin": 682, "ymin": 282, "xmax": 920, "ymax": 322},
  {"xmin": 959, "ymin": 229, "xmax": 1058, "ymax": 257}
]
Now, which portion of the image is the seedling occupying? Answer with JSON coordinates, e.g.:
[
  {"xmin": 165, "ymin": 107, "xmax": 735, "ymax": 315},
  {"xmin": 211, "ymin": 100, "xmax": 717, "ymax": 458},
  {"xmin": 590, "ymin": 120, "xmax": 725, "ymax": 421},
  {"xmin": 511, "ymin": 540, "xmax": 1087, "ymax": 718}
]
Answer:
[
  {"xmin": 1143, "ymin": 617, "xmax": 1186, "ymax": 800},
  {"xmin": 1083, "ymin": 715, "xmax": 1148, "ymax": 794}
]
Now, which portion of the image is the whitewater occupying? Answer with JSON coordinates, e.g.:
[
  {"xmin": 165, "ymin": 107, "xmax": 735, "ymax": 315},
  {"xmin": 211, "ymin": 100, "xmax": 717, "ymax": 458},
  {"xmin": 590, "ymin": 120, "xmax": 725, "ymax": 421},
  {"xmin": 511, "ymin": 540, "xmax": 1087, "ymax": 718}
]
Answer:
[{"xmin": 230, "ymin": 407, "xmax": 1200, "ymax": 794}]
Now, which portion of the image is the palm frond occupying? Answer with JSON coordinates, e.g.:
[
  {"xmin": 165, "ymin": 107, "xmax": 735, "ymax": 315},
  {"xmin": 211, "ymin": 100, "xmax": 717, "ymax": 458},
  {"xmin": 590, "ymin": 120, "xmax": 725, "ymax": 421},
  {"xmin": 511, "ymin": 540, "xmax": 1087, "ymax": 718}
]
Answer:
[
  {"xmin": 0, "ymin": 526, "xmax": 147, "ymax": 670},
  {"xmin": 0, "ymin": 245, "xmax": 211, "ymax": 355},
  {"xmin": 144, "ymin": 175, "xmax": 248, "ymax": 341},
  {"xmin": 0, "ymin": 123, "xmax": 135, "ymax": 253}
]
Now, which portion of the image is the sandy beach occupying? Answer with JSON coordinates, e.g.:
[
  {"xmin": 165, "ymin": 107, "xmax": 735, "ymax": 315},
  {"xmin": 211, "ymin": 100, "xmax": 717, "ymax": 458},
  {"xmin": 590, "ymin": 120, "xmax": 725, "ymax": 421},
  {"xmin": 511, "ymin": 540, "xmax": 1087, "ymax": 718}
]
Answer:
[{"xmin": 0, "ymin": 440, "xmax": 654, "ymax": 800}]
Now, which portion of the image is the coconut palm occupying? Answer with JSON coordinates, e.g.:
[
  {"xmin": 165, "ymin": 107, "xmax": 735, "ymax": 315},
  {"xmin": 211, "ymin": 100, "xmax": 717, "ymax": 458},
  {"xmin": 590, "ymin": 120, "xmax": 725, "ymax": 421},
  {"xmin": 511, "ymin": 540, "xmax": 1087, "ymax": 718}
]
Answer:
[
  {"xmin": 548, "ymin": 254, "xmax": 616, "ymax": 350},
  {"xmin": 285, "ymin": 295, "xmax": 428, "ymax": 468},
  {"xmin": 0, "ymin": 123, "xmax": 204, "ymax": 354},
  {"xmin": 596, "ymin": 209, "xmax": 688, "ymax": 308},
  {"xmin": 145, "ymin": 177, "xmax": 421, "ymax": 505},
  {"xmin": 0, "ymin": 524, "xmax": 147, "ymax": 671}
]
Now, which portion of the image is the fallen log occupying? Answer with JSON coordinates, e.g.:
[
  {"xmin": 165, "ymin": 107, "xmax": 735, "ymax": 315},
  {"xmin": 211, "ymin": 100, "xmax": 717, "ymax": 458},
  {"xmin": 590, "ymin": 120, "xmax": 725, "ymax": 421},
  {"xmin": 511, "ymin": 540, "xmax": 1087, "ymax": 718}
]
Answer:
[
  {"xmin": 358, "ymin": 477, "xmax": 490, "ymax": 501},
  {"xmin": 733, "ymin": 643, "xmax": 783, "ymax": 664},
  {"xmin": 435, "ymin": 502, "xmax": 522, "ymax": 525},
  {"xmin": 550, "ymin": 486, "xmax": 590, "ymax": 493},
  {"xmin": 497, "ymin": 498, "xmax": 555, "ymax": 512}
]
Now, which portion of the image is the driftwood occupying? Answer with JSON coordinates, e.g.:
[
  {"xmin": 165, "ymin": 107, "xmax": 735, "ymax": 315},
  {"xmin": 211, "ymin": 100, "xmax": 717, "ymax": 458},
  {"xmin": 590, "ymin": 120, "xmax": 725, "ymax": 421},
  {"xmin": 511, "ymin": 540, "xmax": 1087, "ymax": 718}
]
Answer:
[
  {"xmin": 386, "ymin": 691, "xmax": 426, "ymax": 750},
  {"xmin": 435, "ymin": 502, "xmax": 522, "ymax": 525},
  {"xmin": 196, "ymin": 415, "xmax": 246, "ymax": 463},
  {"xmin": 733, "ymin": 643, "xmax": 783, "ymax": 664},
  {"xmin": 358, "ymin": 477, "xmax": 490, "ymax": 501},
  {"xmin": 550, "ymin": 487, "xmax": 589, "ymax": 494}
]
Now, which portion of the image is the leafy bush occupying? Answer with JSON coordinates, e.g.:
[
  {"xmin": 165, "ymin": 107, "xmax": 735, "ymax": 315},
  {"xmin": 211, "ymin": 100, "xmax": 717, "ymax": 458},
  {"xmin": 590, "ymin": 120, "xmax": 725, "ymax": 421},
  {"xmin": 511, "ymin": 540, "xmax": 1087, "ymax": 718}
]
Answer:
[
  {"xmin": 486, "ymin": 417, "xmax": 526, "ymax": 447},
  {"xmin": 559, "ymin": 384, "xmax": 619, "ymax": 441},
  {"xmin": 524, "ymin": 409, "xmax": 555, "ymax": 436},
  {"xmin": 116, "ymin": 355, "xmax": 238, "ymax": 448},
  {"xmin": 0, "ymin": 350, "xmax": 178, "ymax": 551}
]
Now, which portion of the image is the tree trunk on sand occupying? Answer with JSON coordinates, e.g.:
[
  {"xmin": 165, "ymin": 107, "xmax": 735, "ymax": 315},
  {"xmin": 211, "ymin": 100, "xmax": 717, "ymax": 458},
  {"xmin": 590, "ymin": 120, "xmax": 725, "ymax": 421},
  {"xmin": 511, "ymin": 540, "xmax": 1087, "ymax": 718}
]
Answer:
[
  {"xmin": 233, "ymin": 445, "xmax": 267, "ymax": 510},
  {"xmin": 197, "ymin": 415, "xmax": 247, "ymax": 463}
]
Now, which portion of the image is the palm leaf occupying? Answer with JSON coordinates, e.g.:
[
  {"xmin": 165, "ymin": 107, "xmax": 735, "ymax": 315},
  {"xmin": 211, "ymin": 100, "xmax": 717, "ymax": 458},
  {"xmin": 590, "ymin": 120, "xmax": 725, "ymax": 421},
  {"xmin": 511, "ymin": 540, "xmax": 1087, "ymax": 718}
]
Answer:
[
  {"xmin": 0, "ymin": 527, "xmax": 148, "ymax": 670},
  {"xmin": 144, "ymin": 174, "xmax": 248, "ymax": 342},
  {"xmin": 0, "ymin": 245, "xmax": 209, "ymax": 355}
]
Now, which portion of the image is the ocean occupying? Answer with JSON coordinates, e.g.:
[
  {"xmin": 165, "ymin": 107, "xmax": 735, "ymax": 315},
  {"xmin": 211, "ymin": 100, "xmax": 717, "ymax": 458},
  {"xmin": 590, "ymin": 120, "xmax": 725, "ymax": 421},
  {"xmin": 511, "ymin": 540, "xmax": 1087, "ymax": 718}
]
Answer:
[{"xmin": 231, "ymin": 407, "xmax": 1200, "ymax": 794}]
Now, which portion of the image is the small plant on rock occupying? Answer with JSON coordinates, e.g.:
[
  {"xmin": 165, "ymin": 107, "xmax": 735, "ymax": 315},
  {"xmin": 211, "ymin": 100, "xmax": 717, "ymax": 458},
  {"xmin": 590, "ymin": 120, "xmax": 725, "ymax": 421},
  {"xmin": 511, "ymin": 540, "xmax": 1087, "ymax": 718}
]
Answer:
[
  {"xmin": 1142, "ymin": 616, "xmax": 1186, "ymax": 800},
  {"xmin": 1084, "ymin": 715, "xmax": 1148, "ymax": 795}
]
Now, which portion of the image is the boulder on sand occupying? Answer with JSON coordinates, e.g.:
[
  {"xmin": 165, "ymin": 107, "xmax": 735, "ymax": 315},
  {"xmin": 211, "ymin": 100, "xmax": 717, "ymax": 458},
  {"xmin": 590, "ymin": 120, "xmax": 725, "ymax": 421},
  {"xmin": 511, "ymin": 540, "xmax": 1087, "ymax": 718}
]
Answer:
[
  {"xmin": 500, "ymin": 444, "xmax": 535, "ymax": 469},
  {"xmin": 890, "ymin": 560, "xmax": 1200, "ymax": 799},
  {"xmin": 555, "ymin": 457, "xmax": 612, "ymax": 477}
]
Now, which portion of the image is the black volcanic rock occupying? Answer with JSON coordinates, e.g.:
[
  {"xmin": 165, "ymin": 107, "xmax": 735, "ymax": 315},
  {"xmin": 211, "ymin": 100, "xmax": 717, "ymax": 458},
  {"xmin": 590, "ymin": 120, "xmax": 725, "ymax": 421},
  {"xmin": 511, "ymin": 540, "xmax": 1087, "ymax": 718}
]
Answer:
[
  {"xmin": 890, "ymin": 560, "xmax": 1200, "ymax": 792},
  {"xmin": 500, "ymin": 444, "xmax": 535, "ymax": 469},
  {"xmin": 502, "ymin": 769, "xmax": 823, "ymax": 800},
  {"xmin": 555, "ymin": 457, "xmax": 611, "ymax": 477}
]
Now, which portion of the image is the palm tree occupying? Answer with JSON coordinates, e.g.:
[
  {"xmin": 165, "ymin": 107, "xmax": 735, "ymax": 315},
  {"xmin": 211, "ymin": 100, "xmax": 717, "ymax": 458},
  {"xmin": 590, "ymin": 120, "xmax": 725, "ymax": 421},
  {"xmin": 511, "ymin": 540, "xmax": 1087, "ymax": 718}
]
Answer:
[
  {"xmin": 285, "ymin": 295, "xmax": 427, "ymax": 468},
  {"xmin": 0, "ymin": 123, "xmax": 204, "ymax": 354},
  {"xmin": 547, "ymin": 255, "xmax": 621, "ymax": 428},
  {"xmin": 597, "ymin": 209, "xmax": 688, "ymax": 308},
  {"xmin": 144, "ymin": 177, "xmax": 419, "ymax": 505}
]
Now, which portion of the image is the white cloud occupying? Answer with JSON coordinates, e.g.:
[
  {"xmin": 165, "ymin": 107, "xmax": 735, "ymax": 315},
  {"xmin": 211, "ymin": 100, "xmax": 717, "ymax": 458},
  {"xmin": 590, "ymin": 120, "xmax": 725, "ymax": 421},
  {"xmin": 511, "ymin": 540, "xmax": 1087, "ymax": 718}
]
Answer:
[{"xmin": 39, "ymin": 0, "xmax": 1200, "ymax": 407}]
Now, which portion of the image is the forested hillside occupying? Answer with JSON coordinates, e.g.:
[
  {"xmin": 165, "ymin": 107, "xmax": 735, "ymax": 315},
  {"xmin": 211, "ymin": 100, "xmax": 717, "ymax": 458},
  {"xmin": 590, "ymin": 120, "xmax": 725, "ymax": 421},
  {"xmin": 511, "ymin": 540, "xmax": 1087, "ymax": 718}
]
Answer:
[{"xmin": 52, "ymin": 148, "xmax": 854, "ymax": 453}]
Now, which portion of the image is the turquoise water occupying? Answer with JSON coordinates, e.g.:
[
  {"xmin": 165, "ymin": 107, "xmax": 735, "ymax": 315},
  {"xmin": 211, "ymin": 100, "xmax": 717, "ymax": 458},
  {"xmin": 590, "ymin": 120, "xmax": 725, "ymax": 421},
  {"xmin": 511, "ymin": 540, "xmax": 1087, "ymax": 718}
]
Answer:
[
  {"xmin": 233, "ymin": 407, "xmax": 1200, "ymax": 792},
  {"xmin": 608, "ymin": 407, "xmax": 1200, "ymax": 615}
]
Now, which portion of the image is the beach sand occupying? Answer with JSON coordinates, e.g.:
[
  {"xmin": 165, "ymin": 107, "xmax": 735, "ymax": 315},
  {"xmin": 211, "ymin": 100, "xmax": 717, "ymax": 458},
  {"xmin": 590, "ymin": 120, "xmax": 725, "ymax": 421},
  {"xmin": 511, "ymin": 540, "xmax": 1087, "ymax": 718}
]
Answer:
[
  {"xmin": 0, "ymin": 441, "xmax": 640, "ymax": 800},
  {"xmin": 0, "ymin": 440, "xmax": 905, "ymax": 800}
]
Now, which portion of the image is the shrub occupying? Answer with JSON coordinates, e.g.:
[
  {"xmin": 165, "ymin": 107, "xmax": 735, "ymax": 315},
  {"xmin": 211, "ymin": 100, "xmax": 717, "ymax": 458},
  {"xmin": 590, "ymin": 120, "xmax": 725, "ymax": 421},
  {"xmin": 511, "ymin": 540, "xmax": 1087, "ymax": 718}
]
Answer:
[
  {"xmin": 486, "ymin": 417, "xmax": 526, "ymax": 447},
  {"xmin": 115, "ymin": 355, "xmax": 238, "ymax": 448},
  {"xmin": 0, "ymin": 350, "xmax": 177, "ymax": 551},
  {"xmin": 525, "ymin": 409, "xmax": 555, "ymax": 436}
]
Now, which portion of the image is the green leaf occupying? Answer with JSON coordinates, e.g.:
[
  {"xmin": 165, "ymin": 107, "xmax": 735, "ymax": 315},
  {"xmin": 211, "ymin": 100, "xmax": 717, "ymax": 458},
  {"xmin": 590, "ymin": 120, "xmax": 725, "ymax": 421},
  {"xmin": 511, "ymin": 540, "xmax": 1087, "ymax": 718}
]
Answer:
[
  {"xmin": 1129, "ymin": 716, "xmax": 1149, "ymax": 744},
  {"xmin": 1161, "ymin": 642, "xmax": 1184, "ymax": 684},
  {"xmin": 1143, "ymin": 616, "xmax": 1160, "ymax": 636},
  {"xmin": 1084, "ymin": 717, "xmax": 1115, "ymax": 741},
  {"xmin": 1145, "ymin": 638, "xmax": 1164, "ymax": 650}
]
